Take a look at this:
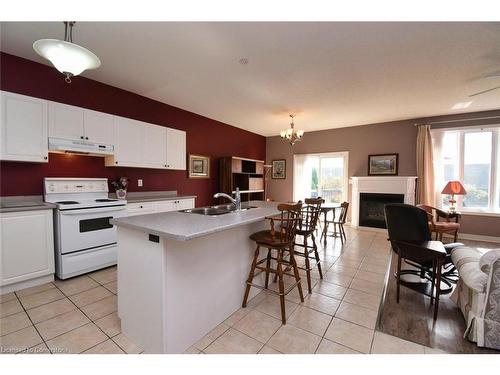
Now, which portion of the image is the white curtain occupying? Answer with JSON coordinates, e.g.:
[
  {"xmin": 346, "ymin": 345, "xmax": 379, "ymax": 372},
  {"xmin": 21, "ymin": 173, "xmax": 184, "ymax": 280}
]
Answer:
[{"xmin": 293, "ymin": 154, "xmax": 316, "ymax": 202}]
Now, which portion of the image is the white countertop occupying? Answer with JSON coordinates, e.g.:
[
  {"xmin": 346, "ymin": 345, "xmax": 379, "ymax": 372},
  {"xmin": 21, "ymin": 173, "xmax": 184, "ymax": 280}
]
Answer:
[{"xmin": 111, "ymin": 200, "xmax": 280, "ymax": 241}]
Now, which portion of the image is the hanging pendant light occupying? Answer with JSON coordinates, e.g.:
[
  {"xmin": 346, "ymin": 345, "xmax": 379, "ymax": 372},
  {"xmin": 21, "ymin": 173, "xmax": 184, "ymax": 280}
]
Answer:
[
  {"xmin": 280, "ymin": 114, "xmax": 304, "ymax": 145},
  {"xmin": 33, "ymin": 22, "xmax": 101, "ymax": 83}
]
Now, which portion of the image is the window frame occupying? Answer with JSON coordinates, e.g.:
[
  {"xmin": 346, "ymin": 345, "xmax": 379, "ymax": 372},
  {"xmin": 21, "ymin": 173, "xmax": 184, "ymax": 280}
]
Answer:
[
  {"xmin": 292, "ymin": 151, "xmax": 349, "ymax": 203},
  {"xmin": 432, "ymin": 125, "xmax": 500, "ymax": 215}
]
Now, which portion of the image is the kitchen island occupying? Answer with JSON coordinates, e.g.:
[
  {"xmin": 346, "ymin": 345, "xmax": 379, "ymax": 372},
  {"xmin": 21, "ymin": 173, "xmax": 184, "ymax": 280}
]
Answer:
[{"xmin": 111, "ymin": 201, "xmax": 280, "ymax": 353}]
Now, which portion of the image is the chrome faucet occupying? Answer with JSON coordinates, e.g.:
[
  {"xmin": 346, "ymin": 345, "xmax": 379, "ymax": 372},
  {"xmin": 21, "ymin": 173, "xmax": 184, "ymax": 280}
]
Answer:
[{"xmin": 214, "ymin": 187, "xmax": 241, "ymax": 211}]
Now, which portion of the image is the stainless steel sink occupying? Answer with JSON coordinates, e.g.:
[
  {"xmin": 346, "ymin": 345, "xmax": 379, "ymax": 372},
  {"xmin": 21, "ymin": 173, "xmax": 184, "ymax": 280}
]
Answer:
[{"xmin": 181, "ymin": 204, "xmax": 257, "ymax": 216}]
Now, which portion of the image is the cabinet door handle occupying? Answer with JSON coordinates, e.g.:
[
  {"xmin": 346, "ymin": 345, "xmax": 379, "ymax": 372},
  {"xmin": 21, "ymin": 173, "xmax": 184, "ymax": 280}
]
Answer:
[
  {"xmin": 80, "ymin": 136, "xmax": 84, "ymax": 139},
  {"xmin": 85, "ymin": 137, "xmax": 89, "ymax": 140},
  {"xmin": 115, "ymin": 161, "xmax": 118, "ymax": 164},
  {"xmin": 44, "ymin": 156, "xmax": 48, "ymax": 160},
  {"xmin": 167, "ymin": 164, "xmax": 170, "ymax": 168}
]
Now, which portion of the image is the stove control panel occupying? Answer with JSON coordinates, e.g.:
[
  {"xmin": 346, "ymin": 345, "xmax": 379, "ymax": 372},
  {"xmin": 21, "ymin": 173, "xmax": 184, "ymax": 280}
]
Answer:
[{"xmin": 44, "ymin": 178, "xmax": 109, "ymax": 194}]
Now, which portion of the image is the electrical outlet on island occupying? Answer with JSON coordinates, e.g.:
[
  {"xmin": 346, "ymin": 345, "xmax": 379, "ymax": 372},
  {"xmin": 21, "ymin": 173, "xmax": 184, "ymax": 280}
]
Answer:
[{"xmin": 138, "ymin": 179, "xmax": 143, "ymax": 187}]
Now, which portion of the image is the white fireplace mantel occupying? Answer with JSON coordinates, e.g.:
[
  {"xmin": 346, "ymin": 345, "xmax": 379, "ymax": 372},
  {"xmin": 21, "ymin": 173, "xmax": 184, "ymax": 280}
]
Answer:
[{"xmin": 350, "ymin": 176, "xmax": 417, "ymax": 227}]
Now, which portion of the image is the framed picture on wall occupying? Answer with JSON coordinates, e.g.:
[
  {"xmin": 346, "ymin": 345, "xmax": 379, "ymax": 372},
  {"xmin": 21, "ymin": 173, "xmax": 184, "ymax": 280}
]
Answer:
[
  {"xmin": 272, "ymin": 159, "xmax": 286, "ymax": 179},
  {"xmin": 368, "ymin": 153, "xmax": 399, "ymax": 176},
  {"xmin": 188, "ymin": 154, "xmax": 210, "ymax": 179}
]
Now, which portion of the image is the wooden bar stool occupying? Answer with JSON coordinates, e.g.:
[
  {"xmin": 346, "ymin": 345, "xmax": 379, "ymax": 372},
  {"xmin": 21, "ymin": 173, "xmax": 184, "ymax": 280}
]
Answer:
[
  {"xmin": 242, "ymin": 202, "xmax": 304, "ymax": 324},
  {"xmin": 292, "ymin": 197, "xmax": 324, "ymax": 293}
]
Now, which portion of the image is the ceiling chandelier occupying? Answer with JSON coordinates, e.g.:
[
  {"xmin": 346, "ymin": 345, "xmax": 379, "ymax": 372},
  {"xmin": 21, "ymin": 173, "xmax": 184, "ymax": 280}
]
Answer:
[
  {"xmin": 280, "ymin": 114, "xmax": 304, "ymax": 145},
  {"xmin": 33, "ymin": 22, "xmax": 101, "ymax": 83}
]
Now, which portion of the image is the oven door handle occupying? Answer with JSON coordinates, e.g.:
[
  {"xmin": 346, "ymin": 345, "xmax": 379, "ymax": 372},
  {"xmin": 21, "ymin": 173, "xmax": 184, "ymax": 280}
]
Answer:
[{"xmin": 60, "ymin": 206, "xmax": 127, "ymax": 215}]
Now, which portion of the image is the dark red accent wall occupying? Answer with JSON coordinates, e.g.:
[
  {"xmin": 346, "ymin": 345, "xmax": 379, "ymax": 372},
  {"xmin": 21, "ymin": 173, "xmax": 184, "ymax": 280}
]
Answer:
[{"xmin": 0, "ymin": 53, "xmax": 266, "ymax": 207}]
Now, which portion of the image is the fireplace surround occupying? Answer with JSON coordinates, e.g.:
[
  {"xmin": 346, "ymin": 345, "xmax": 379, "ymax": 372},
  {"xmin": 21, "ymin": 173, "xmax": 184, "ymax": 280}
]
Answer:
[{"xmin": 351, "ymin": 176, "xmax": 417, "ymax": 229}]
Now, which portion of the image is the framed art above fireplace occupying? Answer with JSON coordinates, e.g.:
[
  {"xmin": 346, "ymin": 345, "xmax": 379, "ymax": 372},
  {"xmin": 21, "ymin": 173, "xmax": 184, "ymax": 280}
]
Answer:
[{"xmin": 368, "ymin": 153, "xmax": 398, "ymax": 176}]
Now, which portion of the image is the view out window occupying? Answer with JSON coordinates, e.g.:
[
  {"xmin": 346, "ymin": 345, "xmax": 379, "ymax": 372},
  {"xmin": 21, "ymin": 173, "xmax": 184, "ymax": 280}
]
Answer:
[
  {"xmin": 293, "ymin": 152, "xmax": 349, "ymax": 203},
  {"xmin": 433, "ymin": 126, "xmax": 499, "ymax": 214}
]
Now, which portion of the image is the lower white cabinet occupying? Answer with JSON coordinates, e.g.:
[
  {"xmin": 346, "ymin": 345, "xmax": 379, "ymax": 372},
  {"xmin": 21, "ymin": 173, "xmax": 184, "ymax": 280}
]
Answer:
[
  {"xmin": 126, "ymin": 202, "xmax": 156, "ymax": 216},
  {"xmin": 0, "ymin": 210, "xmax": 55, "ymax": 287},
  {"xmin": 126, "ymin": 198, "xmax": 195, "ymax": 217}
]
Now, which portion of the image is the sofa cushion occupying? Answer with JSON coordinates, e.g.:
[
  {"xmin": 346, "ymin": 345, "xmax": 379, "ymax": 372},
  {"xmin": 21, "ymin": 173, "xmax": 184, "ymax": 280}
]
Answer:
[
  {"xmin": 479, "ymin": 249, "xmax": 500, "ymax": 274},
  {"xmin": 451, "ymin": 246, "xmax": 484, "ymax": 270},
  {"xmin": 459, "ymin": 262, "xmax": 488, "ymax": 293}
]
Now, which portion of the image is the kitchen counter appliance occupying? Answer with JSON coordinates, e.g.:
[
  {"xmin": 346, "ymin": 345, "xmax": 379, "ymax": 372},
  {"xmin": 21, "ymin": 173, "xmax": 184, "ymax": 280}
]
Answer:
[{"xmin": 44, "ymin": 178, "xmax": 126, "ymax": 279}]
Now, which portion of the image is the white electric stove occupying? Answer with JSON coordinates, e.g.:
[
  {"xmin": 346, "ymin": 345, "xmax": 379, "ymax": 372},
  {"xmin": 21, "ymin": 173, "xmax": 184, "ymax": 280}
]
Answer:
[{"xmin": 44, "ymin": 178, "xmax": 127, "ymax": 279}]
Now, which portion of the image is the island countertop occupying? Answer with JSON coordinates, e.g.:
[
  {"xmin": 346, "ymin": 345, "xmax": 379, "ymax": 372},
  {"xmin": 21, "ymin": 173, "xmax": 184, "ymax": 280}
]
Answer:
[{"xmin": 110, "ymin": 200, "xmax": 280, "ymax": 241}]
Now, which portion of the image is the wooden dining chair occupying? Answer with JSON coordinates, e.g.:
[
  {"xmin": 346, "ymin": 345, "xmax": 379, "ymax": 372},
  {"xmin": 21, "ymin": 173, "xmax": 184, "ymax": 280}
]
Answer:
[{"xmin": 321, "ymin": 202, "xmax": 349, "ymax": 243}]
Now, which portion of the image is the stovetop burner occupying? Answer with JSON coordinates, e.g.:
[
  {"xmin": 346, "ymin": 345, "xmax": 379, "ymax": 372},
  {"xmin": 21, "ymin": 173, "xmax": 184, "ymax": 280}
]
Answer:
[
  {"xmin": 56, "ymin": 200, "xmax": 80, "ymax": 205},
  {"xmin": 95, "ymin": 199, "xmax": 118, "ymax": 202}
]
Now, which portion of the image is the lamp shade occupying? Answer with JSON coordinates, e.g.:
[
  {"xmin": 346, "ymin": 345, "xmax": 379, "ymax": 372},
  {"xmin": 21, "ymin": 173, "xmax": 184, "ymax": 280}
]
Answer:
[
  {"xmin": 33, "ymin": 39, "xmax": 101, "ymax": 77},
  {"xmin": 442, "ymin": 181, "xmax": 466, "ymax": 195}
]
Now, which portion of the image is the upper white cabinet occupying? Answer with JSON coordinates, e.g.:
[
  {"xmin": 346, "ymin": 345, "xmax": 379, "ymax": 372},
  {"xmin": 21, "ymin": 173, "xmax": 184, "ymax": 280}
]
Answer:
[
  {"xmin": 49, "ymin": 101, "xmax": 114, "ymax": 145},
  {"xmin": 0, "ymin": 91, "xmax": 49, "ymax": 163},
  {"xmin": 1, "ymin": 91, "xmax": 186, "ymax": 169},
  {"xmin": 166, "ymin": 128, "xmax": 186, "ymax": 170},
  {"xmin": 106, "ymin": 117, "xmax": 186, "ymax": 170},
  {"xmin": 107, "ymin": 116, "xmax": 143, "ymax": 167},
  {"xmin": 49, "ymin": 101, "xmax": 84, "ymax": 140},
  {"xmin": 143, "ymin": 123, "xmax": 167, "ymax": 168},
  {"xmin": 83, "ymin": 109, "xmax": 114, "ymax": 144}
]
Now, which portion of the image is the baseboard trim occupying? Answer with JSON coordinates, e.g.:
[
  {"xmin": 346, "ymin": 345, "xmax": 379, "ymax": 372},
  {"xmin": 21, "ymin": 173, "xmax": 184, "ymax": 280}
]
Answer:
[
  {"xmin": 0, "ymin": 274, "xmax": 54, "ymax": 295},
  {"xmin": 349, "ymin": 223, "xmax": 499, "ymax": 244},
  {"xmin": 451, "ymin": 232, "xmax": 500, "ymax": 244},
  {"xmin": 351, "ymin": 225, "xmax": 387, "ymax": 234}
]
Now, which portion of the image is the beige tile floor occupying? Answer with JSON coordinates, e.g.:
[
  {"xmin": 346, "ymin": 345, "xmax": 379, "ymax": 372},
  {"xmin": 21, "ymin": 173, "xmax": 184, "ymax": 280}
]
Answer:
[
  {"xmin": 0, "ymin": 266, "xmax": 140, "ymax": 354},
  {"xmin": 0, "ymin": 226, "xmax": 465, "ymax": 354}
]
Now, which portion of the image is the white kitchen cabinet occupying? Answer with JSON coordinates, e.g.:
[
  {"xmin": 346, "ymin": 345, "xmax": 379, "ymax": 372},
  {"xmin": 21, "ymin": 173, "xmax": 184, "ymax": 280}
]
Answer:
[
  {"xmin": 49, "ymin": 102, "xmax": 114, "ymax": 145},
  {"xmin": 154, "ymin": 201, "xmax": 177, "ymax": 212},
  {"xmin": 83, "ymin": 109, "xmax": 114, "ymax": 145},
  {"xmin": 166, "ymin": 128, "xmax": 186, "ymax": 170},
  {"xmin": 1, "ymin": 90, "xmax": 187, "ymax": 169},
  {"xmin": 48, "ymin": 101, "xmax": 85, "ymax": 140},
  {"xmin": 126, "ymin": 202, "xmax": 156, "ymax": 216},
  {"xmin": 107, "ymin": 117, "xmax": 182, "ymax": 170},
  {"xmin": 0, "ymin": 210, "xmax": 55, "ymax": 287},
  {"xmin": 0, "ymin": 91, "xmax": 49, "ymax": 163},
  {"xmin": 143, "ymin": 123, "xmax": 167, "ymax": 168},
  {"xmin": 106, "ymin": 116, "xmax": 143, "ymax": 167},
  {"xmin": 126, "ymin": 198, "xmax": 195, "ymax": 217},
  {"xmin": 175, "ymin": 198, "xmax": 195, "ymax": 210},
  {"xmin": 154, "ymin": 198, "xmax": 194, "ymax": 212}
]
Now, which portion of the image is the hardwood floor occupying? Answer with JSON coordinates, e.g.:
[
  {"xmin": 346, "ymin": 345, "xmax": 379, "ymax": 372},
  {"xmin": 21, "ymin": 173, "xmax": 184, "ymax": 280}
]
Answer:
[{"xmin": 376, "ymin": 240, "xmax": 499, "ymax": 354}]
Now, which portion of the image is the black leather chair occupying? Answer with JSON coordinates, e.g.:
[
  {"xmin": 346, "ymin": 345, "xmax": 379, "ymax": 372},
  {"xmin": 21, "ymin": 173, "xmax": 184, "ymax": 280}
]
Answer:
[{"xmin": 384, "ymin": 203, "xmax": 462, "ymax": 294}]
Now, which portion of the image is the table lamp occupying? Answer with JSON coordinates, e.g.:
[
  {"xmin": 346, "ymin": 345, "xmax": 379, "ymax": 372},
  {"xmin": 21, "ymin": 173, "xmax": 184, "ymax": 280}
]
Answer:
[{"xmin": 441, "ymin": 181, "xmax": 466, "ymax": 213}]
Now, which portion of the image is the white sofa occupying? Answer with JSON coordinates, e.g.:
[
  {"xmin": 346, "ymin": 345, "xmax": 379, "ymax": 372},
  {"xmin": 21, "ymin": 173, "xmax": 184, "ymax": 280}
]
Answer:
[{"xmin": 450, "ymin": 246, "xmax": 500, "ymax": 350}]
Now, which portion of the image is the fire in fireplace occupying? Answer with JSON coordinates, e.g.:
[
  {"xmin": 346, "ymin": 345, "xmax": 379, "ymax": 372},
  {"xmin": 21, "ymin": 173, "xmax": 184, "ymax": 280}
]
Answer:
[{"xmin": 359, "ymin": 193, "xmax": 405, "ymax": 229}]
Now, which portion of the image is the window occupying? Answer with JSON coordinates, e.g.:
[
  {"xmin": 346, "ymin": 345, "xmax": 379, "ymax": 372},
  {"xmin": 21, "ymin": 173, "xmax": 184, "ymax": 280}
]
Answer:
[
  {"xmin": 432, "ymin": 126, "xmax": 500, "ymax": 214},
  {"xmin": 293, "ymin": 152, "xmax": 349, "ymax": 203}
]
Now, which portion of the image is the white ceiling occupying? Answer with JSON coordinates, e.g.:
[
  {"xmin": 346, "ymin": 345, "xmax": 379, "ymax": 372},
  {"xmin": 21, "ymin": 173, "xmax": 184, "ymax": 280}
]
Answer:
[{"xmin": 1, "ymin": 22, "xmax": 500, "ymax": 136}]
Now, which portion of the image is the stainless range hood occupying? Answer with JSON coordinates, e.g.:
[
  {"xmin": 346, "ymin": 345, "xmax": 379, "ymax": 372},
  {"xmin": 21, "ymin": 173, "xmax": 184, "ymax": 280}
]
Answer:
[{"xmin": 49, "ymin": 137, "xmax": 114, "ymax": 156}]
